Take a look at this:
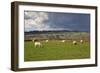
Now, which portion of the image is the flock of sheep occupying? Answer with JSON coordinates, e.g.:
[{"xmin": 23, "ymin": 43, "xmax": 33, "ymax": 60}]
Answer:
[{"xmin": 32, "ymin": 39, "xmax": 83, "ymax": 48}]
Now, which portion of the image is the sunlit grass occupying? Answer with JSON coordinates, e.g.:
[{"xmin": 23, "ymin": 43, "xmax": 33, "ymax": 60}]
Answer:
[{"xmin": 24, "ymin": 40, "xmax": 90, "ymax": 61}]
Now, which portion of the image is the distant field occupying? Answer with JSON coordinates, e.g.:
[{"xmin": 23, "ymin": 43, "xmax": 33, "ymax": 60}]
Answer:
[{"xmin": 24, "ymin": 40, "xmax": 90, "ymax": 61}]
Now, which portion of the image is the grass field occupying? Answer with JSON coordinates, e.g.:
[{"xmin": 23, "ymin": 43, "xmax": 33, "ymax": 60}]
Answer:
[{"xmin": 24, "ymin": 40, "xmax": 90, "ymax": 61}]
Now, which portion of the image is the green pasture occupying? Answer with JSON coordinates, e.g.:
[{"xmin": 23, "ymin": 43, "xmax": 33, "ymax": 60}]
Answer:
[{"xmin": 24, "ymin": 40, "xmax": 90, "ymax": 61}]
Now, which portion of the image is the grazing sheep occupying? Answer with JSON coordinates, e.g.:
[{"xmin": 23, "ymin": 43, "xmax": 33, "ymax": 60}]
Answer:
[
  {"xmin": 32, "ymin": 39, "xmax": 42, "ymax": 48},
  {"xmin": 80, "ymin": 40, "xmax": 83, "ymax": 43},
  {"xmin": 61, "ymin": 40, "xmax": 65, "ymax": 43},
  {"xmin": 34, "ymin": 41, "xmax": 42, "ymax": 48},
  {"xmin": 45, "ymin": 40, "xmax": 48, "ymax": 42},
  {"xmin": 73, "ymin": 41, "xmax": 77, "ymax": 45}
]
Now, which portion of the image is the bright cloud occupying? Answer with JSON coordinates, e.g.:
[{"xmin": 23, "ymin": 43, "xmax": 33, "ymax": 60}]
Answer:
[{"xmin": 25, "ymin": 11, "xmax": 50, "ymax": 31}]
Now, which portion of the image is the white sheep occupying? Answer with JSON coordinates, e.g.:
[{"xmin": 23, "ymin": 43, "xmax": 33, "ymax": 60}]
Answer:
[
  {"xmin": 34, "ymin": 41, "xmax": 42, "ymax": 48},
  {"xmin": 45, "ymin": 40, "xmax": 48, "ymax": 42},
  {"xmin": 32, "ymin": 39, "xmax": 35, "ymax": 42},
  {"xmin": 73, "ymin": 41, "xmax": 77, "ymax": 45},
  {"xmin": 32, "ymin": 39, "xmax": 42, "ymax": 48},
  {"xmin": 80, "ymin": 40, "xmax": 83, "ymax": 43},
  {"xmin": 61, "ymin": 40, "xmax": 65, "ymax": 43}
]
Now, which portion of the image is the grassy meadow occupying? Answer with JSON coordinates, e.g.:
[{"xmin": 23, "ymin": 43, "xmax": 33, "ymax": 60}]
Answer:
[{"xmin": 24, "ymin": 40, "xmax": 90, "ymax": 61}]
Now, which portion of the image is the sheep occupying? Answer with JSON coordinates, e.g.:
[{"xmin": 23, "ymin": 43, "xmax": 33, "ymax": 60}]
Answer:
[
  {"xmin": 32, "ymin": 39, "xmax": 42, "ymax": 48},
  {"xmin": 73, "ymin": 41, "xmax": 77, "ymax": 45},
  {"xmin": 45, "ymin": 40, "xmax": 48, "ymax": 42},
  {"xmin": 32, "ymin": 39, "xmax": 35, "ymax": 42},
  {"xmin": 61, "ymin": 40, "xmax": 65, "ymax": 43},
  {"xmin": 34, "ymin": 41, "xmax": 42, "ymax": 48},
  {"xmin": 80, "ymin": 40, "xmax": 83, "ymax": 43}
]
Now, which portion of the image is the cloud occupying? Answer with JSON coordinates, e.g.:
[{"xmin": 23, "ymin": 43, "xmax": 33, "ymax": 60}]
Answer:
[
  {"xmin": 24, "ymin": 11, "xmax": 50, "ymax": 31},
  {"xmin": 24, "ymin": 11, "xmax": 90, "ymax": 32}
]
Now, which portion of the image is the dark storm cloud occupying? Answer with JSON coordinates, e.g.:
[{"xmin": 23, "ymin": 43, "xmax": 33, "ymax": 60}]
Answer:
[
  {"xmin": 24, "ymin": 11, "xmax": 90, "ymax": 32},
  {"xmin": 47, "ymin": 12, "xmax": 90, "ymax": 32}
]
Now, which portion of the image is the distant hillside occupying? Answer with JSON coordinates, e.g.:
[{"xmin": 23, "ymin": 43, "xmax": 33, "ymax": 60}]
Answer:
[{"xmin": 25, "ymin": 30, "xmax": 89, "ymax": 35}]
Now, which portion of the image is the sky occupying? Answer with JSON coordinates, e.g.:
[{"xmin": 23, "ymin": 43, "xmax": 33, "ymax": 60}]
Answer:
[{"xmin": 24, "ymin": 11, "xmax": 90, "ymax": 32}]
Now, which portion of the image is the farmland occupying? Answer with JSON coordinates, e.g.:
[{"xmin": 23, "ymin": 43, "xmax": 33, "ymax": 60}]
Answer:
[
  {"xmin": 24, "ymin": 40, "xmax": 90, "ymax": 61},
  {"xmin": 24, "ymin": 11, "xmax": 90, "ymax": 61}
]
